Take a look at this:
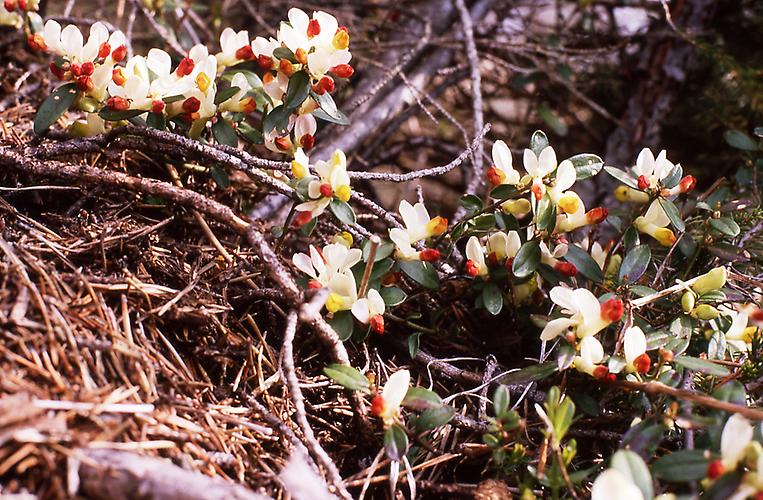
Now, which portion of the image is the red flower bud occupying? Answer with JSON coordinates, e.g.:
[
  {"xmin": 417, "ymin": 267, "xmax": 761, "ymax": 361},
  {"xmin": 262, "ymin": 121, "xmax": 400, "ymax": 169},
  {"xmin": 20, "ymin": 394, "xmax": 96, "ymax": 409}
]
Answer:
[
  {"xmin": 112, "ymin": 67, "xmax": 126, "ymax": 86},
  {"xmin": 330, "ymin": 64, "xmax": 354, "ymax": 78},
  {"xmin": 4, "ymin": 0, "xmax": 16, "ymax": 11},
  {"xmin": 593, "ymin": 366, "xmax": 610, "ymax": 380},
  {"xmin": 585, "ymin": 207, "xmax": 608, "ymax": 225},
  {"xmin": 300, "ymin": 133, "xmax": 315, "ymax": 150},
  {"xmin": 106, "ymin": 96, "xmax": 130, "ymax": 111},
  {"xmin": 419, "ymin": 248, "xmax": 441, "ymax": 262},
  {"xmin": 293, "ymin": 211, "xmax": 313, "ymax": 228},
  {"xmin": 50, "ymin": 62, "xmax": 66, "ymax": 79},
  {"xmin": 706, "ymin": 460, "xmax": 724, "ymax": 480},
  {"xmin": 307, "ymin": 19, "xmax": 321, "ymax": 38},
  {"xmin": 319, "ymin": 75, "xmax": 334, "ymax": 93},
  {"xmin": 98, "ymin": 42, "xmax": 111, "ymax": 59},
  {"xmin": 177, "ymin": 57, "xmax": 195, "ymax": 77},
  {"xmin": 257, "ymin": 55, "xmax": 273, "ymax": 70},
  {"xmin": 182, "ymin": 96, "xmax": 201, "ymax": 113},
  {"xmin": 634, "ymin": 353, "xmax": 651, "ymax": 374},
  {"xmin": 81, "ymin": 61, "xmax": 95, "ymax": 76},
  {"xmin": 235, "ymin": 45, "xmax": 254, "ymax": 60},
  {"xmin": 75, "ymin": 75, "xmax": 93, "ymax": 92},
  {"xmin": 465, "ymin": 259, "xmax": 479, "ymax": 277},
  {"xmin": 637, "ymin": 175, "xmax": 650, "ymax": 191},
  {"xmin": 27, "ymin": 33, "xmax": 46, "ymax": 51},
  {"xmin": 70, "ymin": 63, "xmax": 82, "ymax": 77},
  {"xmin": 554, "ymin": 262, "xmax": 578, "ymax": 277},
  {"xmin": 370, "ymin": 394, "xmax": 384, "ymax": 417},
  {"xmin": 679, "ymin": 175, "xmax": 696, "ymax": 193},
  {"xmin": 486, "ymin": 166, "xmax": 504, "ymax": 186},
  {"xmin": 151, "ymin": 100, "xmax": 165, "ymax": 114},
  {"xmin": 370, "ymin": 315, "xmax": 385, "ymax": 334},
  {"xmin": 531, "ymin": 183, "xmax": 544, "ymax": 201},
  {"xmin": 274, "ymin": 137, "xmax": 291, "ymax": 151},
  {"xmin": 319, "ymin": 183, "xmax": 333, "ymax": 198},
  {"xmin": 600, "ymin": 298, "xmax": 624, "ymax": 323},
  {"xmin": 279, "ymin": 59, "xmax": 294, "ymax": 76},
  {"xmin": 111, "ymin": 45, "xmax": 127, "ymax": 62}
]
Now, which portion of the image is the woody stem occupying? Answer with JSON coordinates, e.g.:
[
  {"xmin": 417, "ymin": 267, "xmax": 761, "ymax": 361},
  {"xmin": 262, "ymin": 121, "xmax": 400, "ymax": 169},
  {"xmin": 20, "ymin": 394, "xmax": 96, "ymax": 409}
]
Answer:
[{"xmin": 357, "ymin": 235, "xmax": 380, "ymax": 298}]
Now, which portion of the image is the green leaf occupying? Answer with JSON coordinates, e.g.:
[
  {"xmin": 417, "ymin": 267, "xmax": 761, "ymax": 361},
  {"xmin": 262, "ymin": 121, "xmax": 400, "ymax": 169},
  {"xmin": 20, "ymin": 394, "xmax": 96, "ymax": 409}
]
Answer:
[
  {"xmin": 708, "ymin": 331, "xmax": 727, "ymax": 360},
  {"xmin": 709, "ymin": 217, "xmax": 740, "ymax": 237},
  {"xmin": 408, "ymin": 332, "xmax": 421, "ymax": 358},
  {"xmin": 535, "ymin": 194, "xmax": 556, "ymax": 232},
  {"xmin": 311, "ymin": 91, "xmax": 350, "ymax": 125},
  {"xmin": 563, "ymin": 244, "xmax": 604, "ymax": 283},
  {"xmin": 567, "ymin": 153, "xmax": 604, "ymax": 180},
  {"xmin": 604, "ymin": 166, "xmax": 639, "ymax": 189},
  {"xmin": 724, "ymin": 130, "xmax": 757, "ymax": 151},
  {"xmin": 403, "ymin": 387, "xmax": 442, "ymax": 409},
  {"xmin": 236, "ymin": 121, "xmax": 264, "ymax": 144},
  {"xmin": 398, "ymin": 260, "xmax": 439, "ymax": 290},
  {"xmin": 415, "ymin": 405, "xmax": 455, "ymax": 431},
  {"xmin": 460, "ymin": 194, "xmax": 483, "ymax": 213},
  {"xmin": 329, "ymin": 310, "xmax": 354, "ymax": 341},
  {"xmin": 329, "ymin": 198, "xmax": 356, "ymax": 225},
  {"xmin": 530, "ymin": 130, "xmax": 549, "ymax": 156},
  {"xmin": 380, "ymin": 286, "xmax": 406, "ymax": 307},
  {"xmin": 222, "ymin": 69, "xmax": 263, "ymax": 89},
  {"xmin": 653, "ymin": 450, "xmax": 710, "ymax": 482},
  {"xmin": 273, "ymin": 46, "xmax": 298, "ymax": 63},
  {"xmin": 482, "ymin": 283, "xmax": 503, "ymax": 315},
  {"xmin": 619, "ymin": 245, "xmax": 651, "ymax": 284},
  {"xmin": 499, "ymin": 362, "xmax": 556, "ymax": 385},
  {"xmin": 34, "ymin": 83, "xmax": 79, "ymax": 134},
  {"xmin": 705, "ymin": 471, "xmax": 743, "ymax": 500},
  {"xmin": 162, "ymin": 94, "xmax": 185, "ymax": 104},
  {"xmin": 611, "ymin": 450, "xmax": 653, "ymax": 500},
  {"xmin": 98, "ymin": 107, "xmax": 145, "ymax": 122},
  {"xmin": 493, "ymin": 385, "xmax": 510, "ymax": 416},
  {"xmin": 512, "ymin": 240, "xmax": 541, "ymax": 278},
  {"xmin": 384, "ymin": 424, "xmax": 409, "ymax": 461},
  {"xmin": 489, "ymin": 184, "xmax": 518, "ymax": 200},
  {"xmin": 659, "ymin": 198, "xmax": 685, "ymax": 232},
  {"xmin": 362, "ymin": 239, "xmax": 394, "ymax": 262},
  {"xmin": 323, "ymin": 364, "xmax": 370, "ymax": 392},
  {"xmin": 209, "ymin": 166, "xmax": 230, "ymax": 188},
  {"xmin": 263, "ymin": 104, "xmax": 290, "ymax": 134},
  {"xmin": 214, "ymin": 86, "xmax": 241, "ymax": 105},
  {"xmin": 284, "ymin": 71, "xmax": 310, "ymax": 110},
  {"xmin": 661, "ymin": 163, "xmax": 683, "ymax": 189},
  {"xmin": 674, "ymin": 355, "xmax": 729, "ymax": 376},
  {"xmin": 212, "ymin": 119, "xmax": 238, "ymax": 147},
  {"xmin": 146, "ymin": 112, "xmax": 166, "ymax": 130}
]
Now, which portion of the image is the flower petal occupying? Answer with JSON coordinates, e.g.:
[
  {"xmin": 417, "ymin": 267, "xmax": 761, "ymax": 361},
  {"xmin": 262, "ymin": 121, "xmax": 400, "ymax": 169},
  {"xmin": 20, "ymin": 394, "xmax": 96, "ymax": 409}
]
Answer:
[
  {"xmin": 381, "ymin": 369, "xmax": 411, "ymax": 414},
  {"xmin": 721, "ymin": 414, "xmax": 754, "ymax": 469}
]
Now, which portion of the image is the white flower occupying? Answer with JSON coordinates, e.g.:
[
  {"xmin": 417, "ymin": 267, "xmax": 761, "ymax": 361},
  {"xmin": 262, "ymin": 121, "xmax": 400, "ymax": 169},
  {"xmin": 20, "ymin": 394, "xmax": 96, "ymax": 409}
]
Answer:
[
  {"xmin": 218, "ymin": 72, "xmax": 257, "ymax": 113},
  {"xmin": 372, "ymin": 369, "xmax": 410, "ymax": 426},
  {"xmin": 351, "ymin": 289, "xmax": 386, "ymax": 333},
  {"xmin": 487, "ymin": 140, "xmax": 521, "ymax": 186},
  {"xmin": 388, "ymin": 200, "xmax": 447, "ymax": 261},
  {"xmin": 292, "ymin": 243, "xmax": 362, "ymax": 288},
  {"xmin": 632, "ymin": 148, "xmax": 676, "ymax": 190},
  {"xmin": 539, "ymin": 240, "xmax": 578, "ymax": 277},
  {"xmin": 591, "ymin": 469, "xmax": 645, "ymax": 500},
  {"xmin": 523, "ymin": 145, "xmax": 558, "ymax": 200},
  {"xmin": 487, "ymin": 231, "xmax": 522, "ymax": 263},
  {"xmin": 277, "ymin": 8, "xmax": 351, "ymax": 80},
  {"xmin": 540, "ymin": 286, "xmax": 623, "ymax": 341},
  {"xmin": 295, "ymin": 149, "xmax": 351, "ymax": 219},
  {"xmin": 324, "ymin": 272, "xmax": 358, "ymax": 313},
  {"xmin": 215, "ymin": 28, "xmax": 253, "ymax": 68},
  {"xmin": 547, "ymin": 159, "xmax": 576, "ymax": 205},
  {"xmin": 721, "ymin": 414, "xmax": 754, "ymax": 470},
  {"xmin": 633, "ymin": 200, "xmax": 676, "ymax": 247},
  {"xmin": 722, "ymin": 307, "xmax": 758, "ymax": 351},
  {"xmin": 573, "ymin": 335, "xmax": 605, "ymax": 376},
  {"xmin": 465, "ymin": 236, "xmax": 488, "ymax": 277},
  {"xmin": 623, "ymin": 326, "xmax": 650, "ymax": 374}
]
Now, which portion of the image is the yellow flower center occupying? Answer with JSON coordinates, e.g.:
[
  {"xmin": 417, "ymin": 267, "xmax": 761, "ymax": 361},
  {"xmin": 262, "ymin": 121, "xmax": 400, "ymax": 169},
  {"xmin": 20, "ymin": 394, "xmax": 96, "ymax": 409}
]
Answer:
[
  {"xmin": 196, "ymin": 72, "xmax": 211, "ymax": 92},
  {"xmin": 335, "ymin": 185, "xmax": 351, "ymax": 202},
  {"xmin": 291, "ymin": 161, "xmax": 307, "ymax": 179},
  {"xmin": 326, "ymin": 293, "xmax": 345, "ymax": 313},
  {"xmin": 426, "ymin": 216, "xmax": 448, "ymax": 237},
  {"xmin": 333, "ymin": 30, "xmax": 350, "ymax": 50},
  {"xmin": 558, "ymin": 195, "xmax": 580, "ymax": 215}
]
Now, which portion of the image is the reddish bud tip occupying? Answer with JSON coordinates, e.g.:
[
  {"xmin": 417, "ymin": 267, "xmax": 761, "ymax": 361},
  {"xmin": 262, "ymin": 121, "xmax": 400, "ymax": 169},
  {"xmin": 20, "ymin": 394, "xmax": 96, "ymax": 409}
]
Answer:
[
  {"xmin": 637, "ymin": 175, "xmax": 650, "ymax": 191},
  {"xmin": 486, "ymin": 166, "xmax": 504, "ymax": 186},
  {"xmin": 274, "ymin": 136, "xmax": 291, "ymax": 151},
  {"xmin": 707, "ymin": 460, "xmax": 724, "ymax": 480},
  {"xmin": 487, "ymin": 252, "xmax": 500, "ymax": 268},
  {"xmin": 81, "ymin": 61, "xmax": 95, "ymax": 76},
  {"xmin": 370, "ymin": 394, "xmax": 384, "ymax": 417},
  {"xmin": 307, "ymin": 279, "xmax": 322, "ymax": 289},
  {"xmin": 319, "ymin": 75, "xmax": 335, "ymax": 93},
  {"xmin": 182, "ymin": 96, "xmax": 201, "ymax": 113},
  {"xmin": 27, "ymin": 33, "xmax": 46, "ymax": 51},
  {"xmin": 370, "ymin": 315, "xmax": 384, "ymax": 334},
  {"xmin": 98, "ymin": 42, "xmax": 111, "ymax": 59},
  {"xmin": 330, "ymin": 64, "xmax": 354, "ymax": 79},
  {"xmin": 586, "ymin": 207, "xmax": 609, "ymax": 225},
  {"xmin": 106, "ymin": 96, "xmax": 130, "ymax": 111},
  {"xmin": 679, "ymin": 175, "xmax": 696, "ymax": 193},
  {"xmin": 151, "ymin": 100, "xmax": 165, "ymax": 114},
  {"xmin": 593, "ymin": 365, "xmax": 610, "ymax": 380},
  {"xmin": 600, "ymin": 298, "xmax": 624, "ymax": 323},
  {"xmin": 4, "ymin": 0, "xmax": 16, "ymax": 11},
  {"xmin": 278, "ymin": 59, "xmax": 293, "ymax": 76},
  {"xmin": 235, "ymin": 45, "xmax": 254, "ymax": 61},
  {"xmin": 111, "ymin": 45, "xmax": 126, "ymax": 62},
  {"xmin": 75, "ymin": 75, "xmax": 93, "ymax": 92},
  {"xmin": 293, "ymin": 211, "xmax": 313, "ymax": 228},
  {"xmin": 465, "ymin": 260, "xmax": 479, "ymax": 277},
  {"xmin": 555, "ymin": 262, "xmax": 578, "ymax": 277},
  {"xmin": 419, "ymin": 248, "xmax": 441, "ymax": 262},
  {"xmin": 111, "ymin": 68, "xmax": 126, "ymax": 86},
  {"xmin": 634, "ymin": 353, "xmax": 651, "ymax": 374},
  {"xmin": 70, "ymin": 63, "xmax": 82, "ymax": 76},
  {"xmin": 257, "ymin": 55, "xmax": 273, "ymax": 70},
  {"xmin": 531, "ymin": 183, "xmax": 544, "ymax": 201},
  {"xmin": 300, "ymin": 133, "xmax": 315, "ymax": 150},
  {"xmin": 50, "ymin": 62, "xmax": 65, "ymax": 79},
  {"xmin": 177, "ymin": 57, "xmax": 195, "ymax": 77},
  {"xmin": 307, "ymin": 19, "xmax": 321, "ymax": 38},
  {"xmin": 319, "ymin": 183, "xmax": 333, "ymax": 198}
]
